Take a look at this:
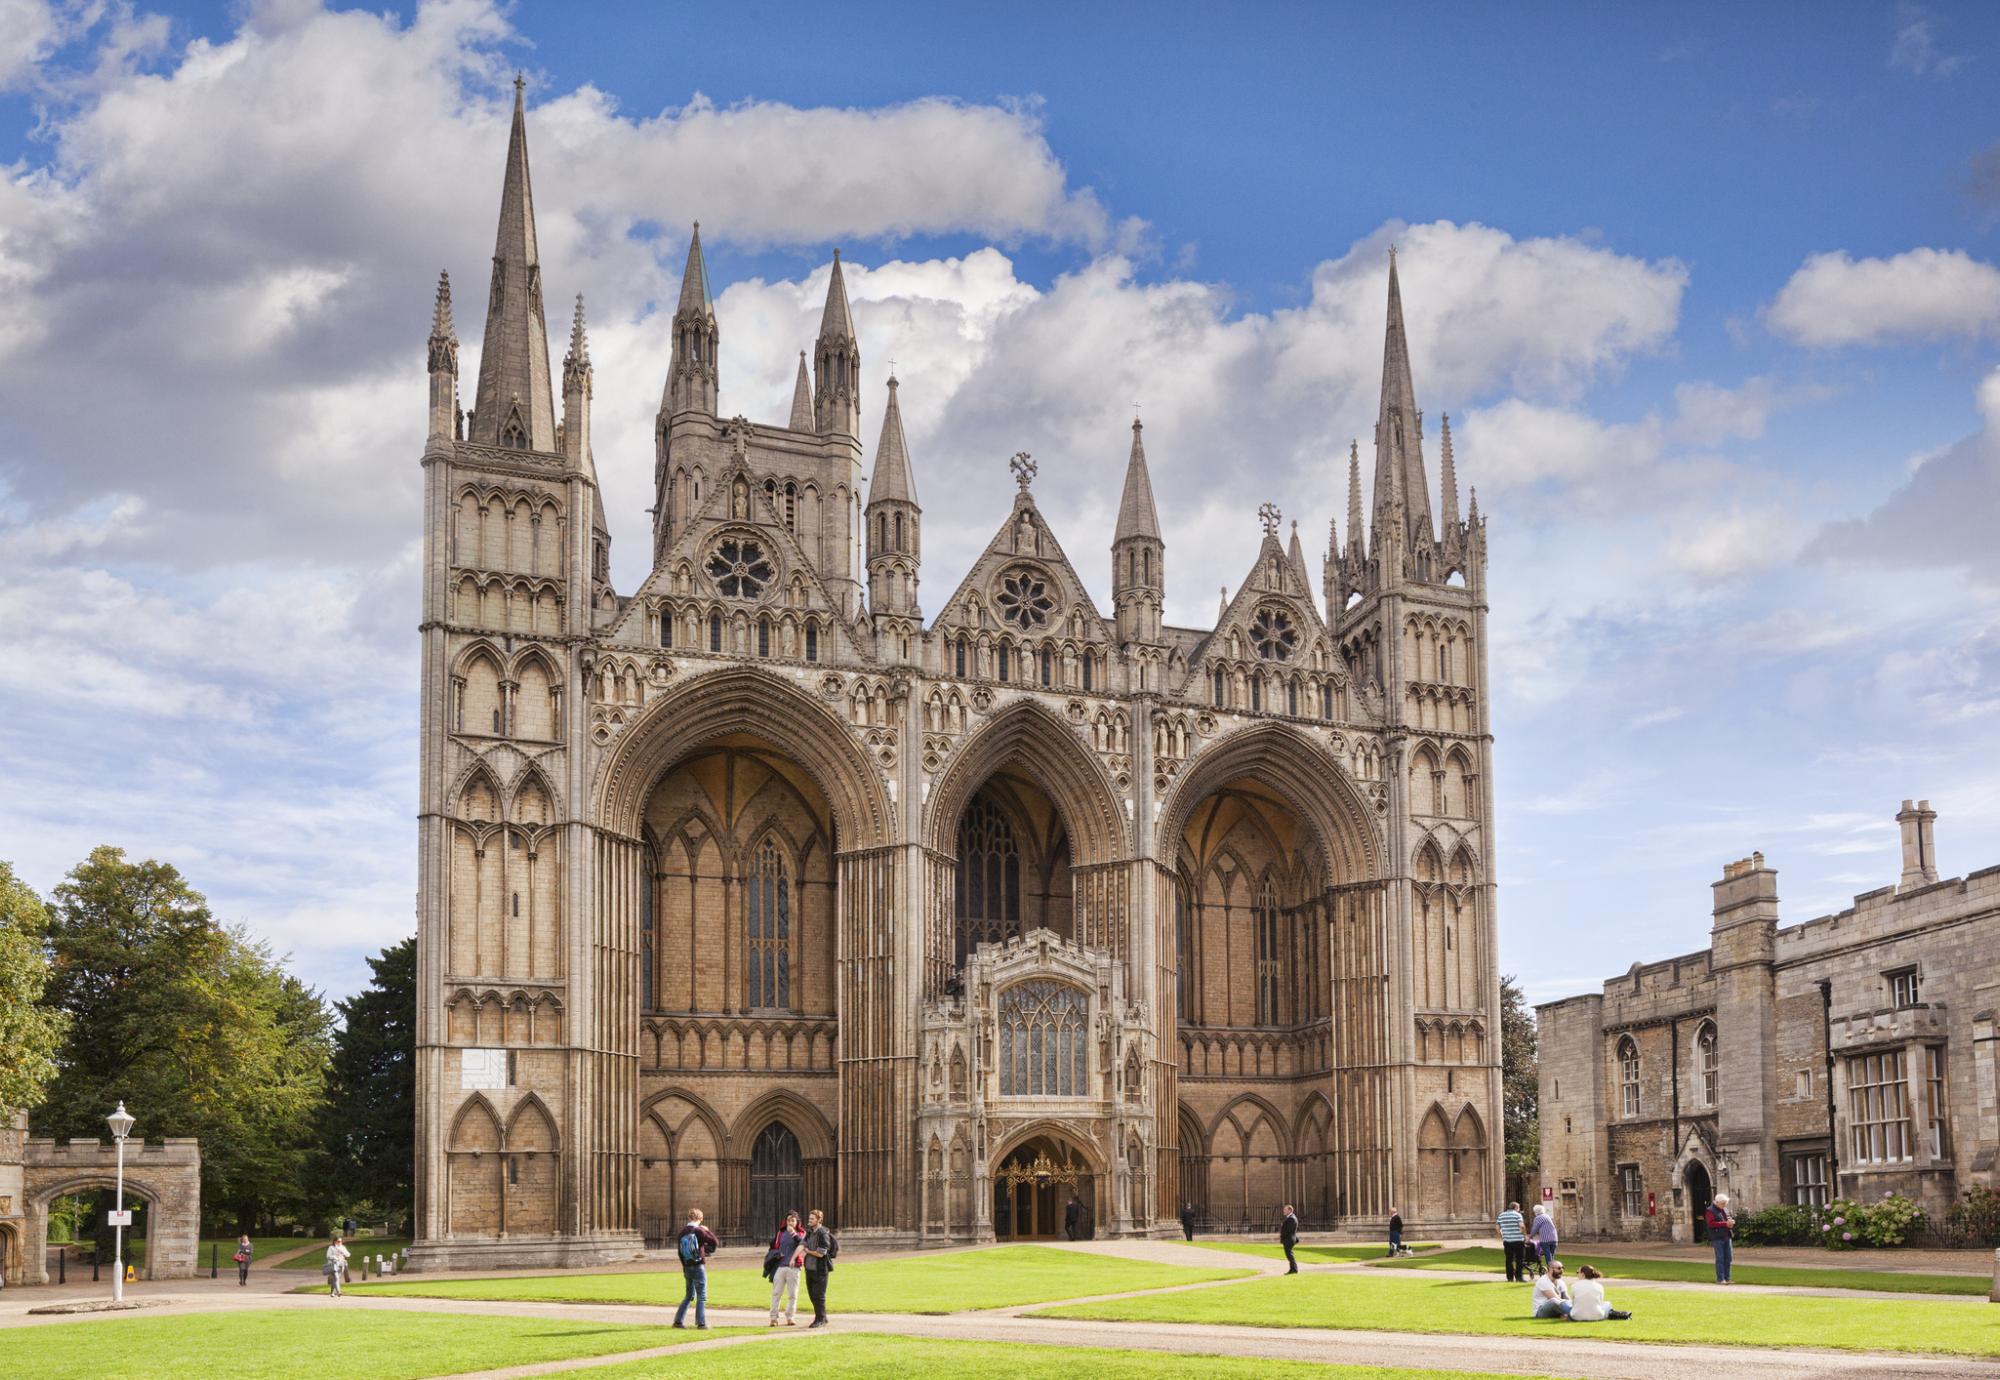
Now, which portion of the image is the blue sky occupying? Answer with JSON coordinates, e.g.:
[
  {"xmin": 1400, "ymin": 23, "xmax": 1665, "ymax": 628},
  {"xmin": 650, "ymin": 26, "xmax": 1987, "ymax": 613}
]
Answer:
[{"xmin": 2, "ymin": 0, "xmax": 1998, "ymax": 1006}]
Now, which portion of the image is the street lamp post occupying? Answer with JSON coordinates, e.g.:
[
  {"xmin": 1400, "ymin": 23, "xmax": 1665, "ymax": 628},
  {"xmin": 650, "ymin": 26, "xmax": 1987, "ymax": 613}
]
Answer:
[{"xmin": 106, "ymin": 1102, "xmax": 134, "ymax": 1303}]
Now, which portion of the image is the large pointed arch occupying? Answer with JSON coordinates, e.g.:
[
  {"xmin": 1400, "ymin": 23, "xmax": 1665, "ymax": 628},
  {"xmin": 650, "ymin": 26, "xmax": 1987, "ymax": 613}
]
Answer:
[
  {"xmin": 728, "ymin": 1088, "xmax": 836, "ymax": 1161},
  {"xmin": 923, "ymin": 698, "xmax": 1127, "ymax": 863},
  {"xmin": 596, "ymin": 666, "xmax": 892, "ymax": 847},
  {"xmin": 1155, "ymin": 721, "xmax": 1381, "ymax": 884}
]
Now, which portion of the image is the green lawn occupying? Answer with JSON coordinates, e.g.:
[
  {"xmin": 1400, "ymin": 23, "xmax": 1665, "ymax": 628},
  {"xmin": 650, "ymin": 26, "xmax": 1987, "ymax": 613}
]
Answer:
[
  {"xmin": 278, "ymin": 1236, "xmax": 413, "ymax": 1269},
  {"xmin": 1194, "ymin": 1241, "xmax": 1440, "ymax": 1264},
  {"xmin": 336, "ymin": 1244, "xmax": 1252, "ymax": 1313},
  {"xmin": 0, "ymin": 1308, "xmax": 741, "ymax": 1380},
  {"xmin": 1370, "ymin": 1246, "xmax": 1990, "ymax": 1296},
  {"xmin": 72, "ymin": 1235, "xmax": 314, "ymax": 1269},
  {"xmin": 1035, "ymin": 1271, "xmax": 2000, "ymax": 1357},
  {"xmin": 570, "ymin": 1332, "xmax": 1579, "ymax": 1380}
]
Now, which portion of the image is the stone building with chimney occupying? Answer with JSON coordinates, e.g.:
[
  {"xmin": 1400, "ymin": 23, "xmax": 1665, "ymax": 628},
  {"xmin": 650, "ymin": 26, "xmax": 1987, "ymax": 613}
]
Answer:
[
  {"xmin": 410, "ymin": 82, "xmax": 1503, "ymax": 1268},
  {"xmin": 1537, "ymin": 800, "xmax": 2000, "ymax": 1241}
]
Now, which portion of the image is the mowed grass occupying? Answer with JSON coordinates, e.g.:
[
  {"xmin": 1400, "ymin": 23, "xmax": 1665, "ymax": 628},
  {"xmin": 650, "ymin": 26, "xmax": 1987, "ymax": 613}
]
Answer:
[
  {"xmin": 0, "ymin": 1308, "xmax": 738, "ymax": 1380},
  {"xmin": 1194, "ymin": 1241, "xmax": 1440, "ymax": 1264},
  {"xmin": 569, "ymin": 1332, "xmax": 1580, "ymax": 1380},
  {"xmin": 95, "ymin": 1236, "xmax": 311, "ymax": 1268},
  {"xmin": 278, "ymin": 1236, "xmax": 413, "ymax": 1269},
  {"xmin": 1034, "ymin": 1270, "xmax": 2000, "ymax": 1357},
  {"xmin": 337, "ymin": 1244, "xmax": 1253, "ymax": 1313},
  {"xmin": 1371, "ymin": 1246, "xmax": 1990, "ymax": 1296}
]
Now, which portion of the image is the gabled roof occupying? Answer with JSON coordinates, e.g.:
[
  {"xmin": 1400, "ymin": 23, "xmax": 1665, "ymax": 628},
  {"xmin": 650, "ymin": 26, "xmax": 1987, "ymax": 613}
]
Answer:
[{"xmin": 929, "ymin": 488, "xmax": 1111, "ymax": 642}]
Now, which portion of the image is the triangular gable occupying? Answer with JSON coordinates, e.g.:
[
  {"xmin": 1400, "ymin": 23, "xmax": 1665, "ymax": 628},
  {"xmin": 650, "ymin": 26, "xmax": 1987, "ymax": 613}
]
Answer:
[
  {"xmin": 930, "ymin": 492, "xmax": 1112, "ymax": 645},
  {"xmin": 1177, "ymin": 532, "xmax": 1331, "ymax": 695},
  {"xmin": 604, "ymin": 453, "xmax": 869, "ymax": 662}
]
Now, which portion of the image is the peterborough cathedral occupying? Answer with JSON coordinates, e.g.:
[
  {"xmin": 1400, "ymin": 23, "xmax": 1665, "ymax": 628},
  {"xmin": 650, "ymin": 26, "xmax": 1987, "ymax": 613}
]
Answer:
[{"xmin": 411, "ymin": 85, "xmax": 1501, "ymax": 1268}]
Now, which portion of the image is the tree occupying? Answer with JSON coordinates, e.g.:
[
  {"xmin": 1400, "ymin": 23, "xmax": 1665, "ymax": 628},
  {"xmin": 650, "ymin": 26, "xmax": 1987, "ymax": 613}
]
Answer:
[
  {"xmin": 1500, "ymin": 974, "xmax": 1539, "ymax": 1184},
  {"xmin": 317, "ymin": 937, "xmax": 416, "ymax": 1226},
  {"xmin": 35, "ymin": 847, "xmax": 333, "ymax": 1230},
  {"xmin": 0, "ymin": 861, "xmax": 69, "ymax": 1118}
]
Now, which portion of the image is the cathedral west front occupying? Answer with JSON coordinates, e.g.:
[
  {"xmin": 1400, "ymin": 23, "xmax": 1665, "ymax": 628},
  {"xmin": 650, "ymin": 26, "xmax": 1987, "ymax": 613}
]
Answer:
[{"xmin": 411, "ymin": 83, "xmax": 1502, "ymax": 1268}]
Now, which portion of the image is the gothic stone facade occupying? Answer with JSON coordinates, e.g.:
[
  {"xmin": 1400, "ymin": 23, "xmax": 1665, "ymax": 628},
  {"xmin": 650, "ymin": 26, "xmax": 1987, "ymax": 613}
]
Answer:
[
  {"xmin": 1538, "ymin": 801, "xmax": 2000, "ymax": 1242},
  {"xmin": 411, "ymin": 87, "xmax": 1502, "ymax": 1267}
]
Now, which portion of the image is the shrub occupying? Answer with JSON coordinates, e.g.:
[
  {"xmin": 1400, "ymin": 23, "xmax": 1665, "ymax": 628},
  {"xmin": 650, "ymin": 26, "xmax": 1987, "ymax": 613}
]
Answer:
[
  {"xmin": 1737, "ymin": 1204, "xmax": 1820, "ymax": 1246},
  {"xmin": 1821, "ymin": 1200, "xmax": 1865, "ymax": 1250},
  {"xmin": 1948, "ymin": 1186, "xmax": 2000, "ymax": 1247},
  {"xmin": 1860, "ymin": 1191, "xmax": 1924, "ymax": 1248}
]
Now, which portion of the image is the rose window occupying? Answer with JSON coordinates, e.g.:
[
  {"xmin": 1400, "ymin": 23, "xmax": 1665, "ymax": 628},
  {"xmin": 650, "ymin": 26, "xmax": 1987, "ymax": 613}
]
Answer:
[
  {"xmin": 708, "ymin": 538, "xmax": 773, "ymax": 599},
  {"xmin": 1251, "ymin": 607, "xmax": 1298, "ymax": 661},
  {"xmin": 995, "ymin": 568, "xmax": 1054, "ymax": 631}
]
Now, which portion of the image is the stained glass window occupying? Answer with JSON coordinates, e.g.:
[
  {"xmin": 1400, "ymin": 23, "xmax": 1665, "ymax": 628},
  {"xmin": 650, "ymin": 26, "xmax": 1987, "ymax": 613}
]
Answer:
[
  {"xmin": 998, "ymin": 980, "xmax": 1089, "ymax": 1096},
  {"xmin": 708, "ymin": 538, "xmax": 774, "ymax": 599},
  {"xmin": 995, "ymin": 568, "xmax": 1055, "ymax": 631},
  {"xmin": 1251, "ymin": 607, "xmax": 1298, "ymax": 661},
  {"xmin": 954, "ymin": 799, "xmax": 1021, "ymax": 966},
  {"xmin": 747, "ymin": 838, "xmax": 791, "ymax": 1009}
]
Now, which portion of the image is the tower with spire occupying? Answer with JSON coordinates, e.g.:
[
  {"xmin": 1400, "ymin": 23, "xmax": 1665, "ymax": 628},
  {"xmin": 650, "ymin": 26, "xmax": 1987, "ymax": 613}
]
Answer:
[{"xmin": 415, "ymin": 89, "xmax": 1502, "ymax": 1267}]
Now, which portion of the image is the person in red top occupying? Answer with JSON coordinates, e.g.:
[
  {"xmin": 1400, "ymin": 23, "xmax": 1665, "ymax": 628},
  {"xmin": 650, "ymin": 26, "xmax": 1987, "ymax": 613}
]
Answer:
[{"xmin": 1705, "ymin": 1193, "xmax": 1735, "ymax": 1284}]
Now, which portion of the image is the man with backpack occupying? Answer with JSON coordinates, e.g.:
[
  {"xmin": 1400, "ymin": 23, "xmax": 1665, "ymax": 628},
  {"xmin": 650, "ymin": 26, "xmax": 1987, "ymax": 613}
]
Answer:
[
  {"xmin": 801, "ymin": 1207, "xmax": 837, "ymax": 1327},
  {"xmin": 672, "ymin": 1207, "xmax": 719, "ymax": 1329}
]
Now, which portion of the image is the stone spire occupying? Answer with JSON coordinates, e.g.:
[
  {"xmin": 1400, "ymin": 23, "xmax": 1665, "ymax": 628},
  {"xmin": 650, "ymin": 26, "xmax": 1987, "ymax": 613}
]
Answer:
[
  {"xmin": 469, "ymin": 76, "xmax": 555, "ymax": 451},
  {"xmin": 1345, "ymin": 440, "xmax": 1365, "ymax": 561},
  {"xmin": 788, "ymin": 351, "xmax": 815, "ymax": 431},
  {"xmin": 1112, "ymin": 418, "xmax": 1164, "ymax": 644},
  {"xmin": 1370, "ymin": 248, "xmax": 1433, "ymax": 546},
  {"xmin": 814, "ymin": 250, "xmax": 861, "ymax": 440},
  {"xmin": 865, "ymin": 374, "xmax": 921, "ymax": 631},
  {"xmin": 427, "ymin": 271, "xmax": 459, "ymax": 442},
  {"xmin": 1438, "ymin": 412, "xmax": 1461, "ymax": 532},
  {"xmin": 663, "ymin": 223, "xmax": 718, "ymax": 417},
  {"xmin": 1288, "ymin": 519, "xmax": 1311, "ymax": 592},
  {"xmin": 562, "ymin": 293, "xmax": 594, "ymax": 472}
]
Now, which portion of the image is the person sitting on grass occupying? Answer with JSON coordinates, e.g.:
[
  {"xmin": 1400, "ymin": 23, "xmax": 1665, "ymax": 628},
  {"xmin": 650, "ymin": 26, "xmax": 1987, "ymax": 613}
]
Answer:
[
  {"xmin": 1530, "ymin": 1259, "xmax": 1572, "ymax": 1320},
  {"xmin": 1566, "ymin": 1264, "xmax": 1633, "ymax": 1321}
]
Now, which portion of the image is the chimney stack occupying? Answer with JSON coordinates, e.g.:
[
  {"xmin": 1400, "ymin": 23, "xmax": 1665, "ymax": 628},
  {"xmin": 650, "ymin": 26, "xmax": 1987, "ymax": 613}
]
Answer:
[{"xmin": 1896, "ymin": 799, "xmax": 1938, "ymax": 892}]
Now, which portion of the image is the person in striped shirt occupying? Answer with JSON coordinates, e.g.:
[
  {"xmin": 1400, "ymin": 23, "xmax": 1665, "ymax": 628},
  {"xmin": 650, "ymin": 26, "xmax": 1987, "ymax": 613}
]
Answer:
[{"xmin": 1495, "ymin": 1201, "xmax": 1528, "ymax": 1281}]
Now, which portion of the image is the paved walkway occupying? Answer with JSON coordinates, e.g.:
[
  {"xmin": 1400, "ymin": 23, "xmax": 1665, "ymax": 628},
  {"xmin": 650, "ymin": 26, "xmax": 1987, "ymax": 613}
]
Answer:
[{"xmin": 5, "ymin": 1236, "xmax": 1997, "ymax": 1380}]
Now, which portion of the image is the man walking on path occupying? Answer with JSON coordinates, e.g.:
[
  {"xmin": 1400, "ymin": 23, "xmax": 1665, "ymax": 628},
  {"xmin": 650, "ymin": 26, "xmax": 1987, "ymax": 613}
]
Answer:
[
  {"xmin": 802, "ymin": 1208, "xmax": 835, "ymax": 1328},
  {"xmin": 1496, "ymin": 1201, "xmax": 1527, "ymax": 1281},
  {"xmin": 1706, "ymin": 1193, "xmax": 1735, "ymax": 1284},
  {"xmin": 1180, "ymin": 1202, "xmax": 1196, "ymax": 1241},
  {"xmin": 673, "ymin": 1208, "xmax": 719, "ymax": 1330},
  {"xmin": 1279, "ymin": 1204, "xmax": 1300, "ymax": 1273},
  {"xmin": 1064, "ymin": 1195, "xmax": 1082, "ymax": 1242}
]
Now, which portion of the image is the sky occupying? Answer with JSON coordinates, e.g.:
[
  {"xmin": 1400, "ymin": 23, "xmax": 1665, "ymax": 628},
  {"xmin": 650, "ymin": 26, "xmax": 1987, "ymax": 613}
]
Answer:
[{"xmin": 2, "ymin": 0, "xmax": 1999, "ymax": 1007}]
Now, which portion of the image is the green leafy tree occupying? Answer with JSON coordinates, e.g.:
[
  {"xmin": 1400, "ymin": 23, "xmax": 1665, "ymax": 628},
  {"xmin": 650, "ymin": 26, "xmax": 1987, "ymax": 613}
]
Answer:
[
  {"xmin": 317, "ymin": 937, "xmax": 416, "ymax": 1226},
  {"xmin": 1500, "ymin": 974, "xmax": 1539, "ymax": 1182},
  {"xmin": 35, "ymin": 847, "xmax": 333, "ymax": 1231},
  {"xmin": 0, "ymin": 861, "xmax": 69, "ymax": 1117}
]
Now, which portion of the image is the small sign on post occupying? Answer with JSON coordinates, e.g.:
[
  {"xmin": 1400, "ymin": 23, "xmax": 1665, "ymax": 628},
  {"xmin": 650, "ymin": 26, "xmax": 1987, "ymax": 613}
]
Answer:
[
  {"xmin": 1541, "ymin": 1187, "xmax": 1552, "ymax": 1201},
  {"xmin": 105, "ymin": 1210, "xmax": 133, "ymax": 1227}
]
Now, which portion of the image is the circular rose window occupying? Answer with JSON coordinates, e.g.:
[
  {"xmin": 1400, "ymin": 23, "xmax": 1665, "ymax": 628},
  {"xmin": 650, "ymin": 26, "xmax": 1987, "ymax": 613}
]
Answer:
[
  {"xmin": 708, "ymin": 538, "xmax": 773, "ymax": 599},
  {"xmin": 995, "ymin": 568, "xmax": 1055, "ymax": 631},
  {"xmin": 1251, "ymin": 606, "xmax": 1298, "ymax": 661}
]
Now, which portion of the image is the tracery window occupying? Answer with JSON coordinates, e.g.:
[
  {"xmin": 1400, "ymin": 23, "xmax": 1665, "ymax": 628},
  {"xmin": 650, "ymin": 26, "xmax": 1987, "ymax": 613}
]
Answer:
[
  {"xmin": 1250, "ymin": 606, "xmax": 1298, "ymax": 661},
  {"xmin": 708, "ymin": 537, "xmax": 773, "ymax": 599},
  {"xmin": 954, "ymin": 799, "xmax": 1021, "ymax": 966},
  {"xmin": 998, "ymin": 980, "xmax": 1088, "ymax": 1097},
  {"xmin": 805, "ymin": 624, "xmax": 819, "ymax": 662},
  {"xmin": 1254, "ymin": 877, "xmax": 1280, "ymax": 1026},
  {"xmin": 1212, "ymin": 667, "xmax": 1226, "ymax": 707},
  {"xmin": 746, "ymin": 838, "xmax": 790, "ymax": 1010},
  {"xmin": 1618, "ymin": 1037, "xmax": 1641, "ymax": 1118},
  {"xmin": 995, "ymin": 568, "xmax": 1054, "ymax": 631},
  {"xmin": 954, "ymin": 637, "xmax": 967, "ymax": 678},
  {"xmin": 1175, "ymin": 882, "xmax": 1191, "ymax": 1021},
  {"xmin": 1040, "ymin": 647, "xmax": 1053, "ymax": 686},
  {"xmin": 709, "ymin": 613, "xmax": 722, "ymax": 652},
  {"xmin": 1696, "ymin": 1023, "xmax": 1718, "ymax": 1107}
]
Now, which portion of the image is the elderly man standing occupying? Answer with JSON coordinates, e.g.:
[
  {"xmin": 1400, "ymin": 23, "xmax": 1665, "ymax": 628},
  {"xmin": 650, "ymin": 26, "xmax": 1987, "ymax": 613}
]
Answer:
[
  {"xmin": 1278, "ymin": 1204, "xmax": 1300, "ymax": 1274},
  {"xmin": 1495, "ymin": 1201, "xmax": 1527, "ymax": 1282}
]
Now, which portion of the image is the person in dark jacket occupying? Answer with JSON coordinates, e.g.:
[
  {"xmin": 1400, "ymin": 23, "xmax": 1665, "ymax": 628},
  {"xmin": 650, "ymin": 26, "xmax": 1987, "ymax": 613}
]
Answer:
[
  {"xmin": 672, "ymin": 1208, "xmax": 719, "ymax": 1329},
  {"xmin": 1387, "ymin": 1207, "xmax": 1405, "ymax": 1257},
  {"xmin": 234, "ymin": 1234, "xmax": 254, "ymax": 1286},
  {"xmin": 1179, "ymin": 1202, "xmax": 1196, "ymax": 1241},
  {"xmin": 1279, "ymin": 1204, "xmax": 1300, "ymax": 1273},
  {"xmin": 802, "ymin": 1208, "xmax": 835, "ymax": 1327},
  {"xmin": 1706, "ymin": 1193, "xmax": 1735, "ymax": 1284},
  {"xmin": 1063, "ymin": 1195, "xmax": 1082, "ymax": 1242}
]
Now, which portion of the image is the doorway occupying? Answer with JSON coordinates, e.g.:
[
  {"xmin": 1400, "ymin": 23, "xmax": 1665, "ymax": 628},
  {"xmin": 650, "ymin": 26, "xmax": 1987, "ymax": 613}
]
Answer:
[
  {"xmin": 993, "ymin": 1137, "xmax": 1092, "ymax": 1240},
  {"xmin": 748, "ymin": 1123, "xmax": 802, "ymax": 1241},
  {"xmin": 1684, "ymin": 1160, "xmax": 1712, "ymax": 1243}
]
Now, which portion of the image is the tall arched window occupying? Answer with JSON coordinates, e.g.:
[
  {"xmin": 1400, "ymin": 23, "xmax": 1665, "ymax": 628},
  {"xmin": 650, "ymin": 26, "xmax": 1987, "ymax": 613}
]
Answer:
[
  {"xmin": 659, "ymin": 609, "xmax": 673, "ymax": 648},
  {"xmin": 997, "ymin": 643, "xmax": 1011, "ymax": 681},
  {"xmin": 1175, "ymin": 882, "xmax": 1191, "ymax": 1021},
  {"xmin": 747, "ymin": 838, "xmax": 790, "ymax": 1009},
  {"xmin": 1081, "ymin": 655, "xmax": 1093, "ymax": 691},
  {"xmin": 955, "ymin": 637, "xmax": 967, "ymax": 678},
  {"xmin": 1619, "ymin": 1036, "xmax": 1641, "ymax": 1117},
  {"xmin": 640, "ymin": 860, "xmax": 655, "ymax": 1011},
  {"xmin": 1040, "ymin": 647, "xmax": 1053, "ymax": 686},
  {"xmin": 954, "ymin": 799, "xmax": 1021, "ymax": 966},
  {"xmin": 709, "ymin": 613, "xmax": 722, "ymax": 652},
  {"xmin": 998, "ymin": 980, "xmax": 1088, "ymax": 1096},
  {"xmin": 1255, "ymin": 877, "xmax": 1280, "ymax": 1026},
  {"xmin": 1250, "ymin": 676, "xmax": 1262, "ymax": 713},
  {"xmin": 805, "ymin": 623, "xmax": 819, "ymax": 662},
  {"xmin": 757, "ymin": 616, "xmax": 771, "ymax": 657},
  {"xmin": 1697, "ymin": 1023, "xmax": 1719, "ymax": 1107},
  {"xmin": 1212, "ymin": 667, "xmax": 1226, "ymax": 706}
]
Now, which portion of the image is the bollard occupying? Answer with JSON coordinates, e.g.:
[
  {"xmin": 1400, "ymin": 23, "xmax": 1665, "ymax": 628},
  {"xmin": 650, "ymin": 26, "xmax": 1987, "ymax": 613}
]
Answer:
[
  {"xmin": 1990, "ymin": 1247, "xmax": 1998, "ymax": 1303},
  {"xmin": 92, "ymin": 1254, "xmax": 99, "ymax": 1283},
  {"xmin": 211, "ymin": 1242, "xmax": 218, "ymax": 1279},
  {"xmin": 57, "ymin": 1250, "xmax": 65, "ymax": 1285}
]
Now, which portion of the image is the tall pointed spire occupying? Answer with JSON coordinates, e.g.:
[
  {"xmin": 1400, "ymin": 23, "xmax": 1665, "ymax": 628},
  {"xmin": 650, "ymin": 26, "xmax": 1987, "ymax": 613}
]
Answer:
[
  {"xmin": 566, "ymin": 293, "xmax": 589, "ymax": 370},
  {"xmin": 427, "ymin": 271, "xmax": 459, "ymax": 442},
  {"xmin": 1345, "ymin": 439, "xmax": 1365, "ymax": 561},
  {"xmin": 788, "ymin": 352, "xmax": 814, "ymax": 430},
  {"xmin": 1288, "ymin": 519, "xmax": 1311, "ymax": 590},
  {"xmin": 814, "ymin": 250, "xmax": 861, "ymax": 440},
  {"xmin": 1114, "ymin": 418, "xmax": 1162, "ymax": 543},
  {"xmin": 562, "ymin": 295, "xmax": 599, "ymax": 498},
  {"xmin": 470, "ymin": 75, "xmax": 555, "ymax": 451},
  {"xmin": 1370, "ymin": 247, "xmax": 1433, "ymax": 544},
  {"xmin": 1438, "ymin": 411, "xmax": 1461, "ymax": 532},
  {"xmin": 869, "ymin": 375, "xmax": 917, "ymax": 505},
  {"xmin": 662, "ymin": 223, "xmax": 719, "ymax": 417}
]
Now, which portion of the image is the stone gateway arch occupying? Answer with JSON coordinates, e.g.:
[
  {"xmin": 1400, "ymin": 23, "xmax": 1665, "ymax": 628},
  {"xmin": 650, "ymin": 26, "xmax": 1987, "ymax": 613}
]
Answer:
[{"xmin": 409, "ymin": 89, "xmax": 1502, "ymax": 1267}]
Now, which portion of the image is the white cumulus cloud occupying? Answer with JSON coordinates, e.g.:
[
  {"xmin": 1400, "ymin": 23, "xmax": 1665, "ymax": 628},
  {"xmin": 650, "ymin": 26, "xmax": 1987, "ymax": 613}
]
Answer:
[{"xmin": 1765, "ymin": 248, "xmax": 2000, "ymax": 347}]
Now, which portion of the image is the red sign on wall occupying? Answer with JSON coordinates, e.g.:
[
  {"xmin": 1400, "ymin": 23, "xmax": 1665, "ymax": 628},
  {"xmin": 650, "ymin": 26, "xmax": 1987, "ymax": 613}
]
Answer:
[
  {"xmin": 1647, "ymin": 1191, "xmax": 1657, "ymax": 1216},
  {"xmin": 1542, "ymin": 1186, "xmax": 1553, "ymax": 1200}
]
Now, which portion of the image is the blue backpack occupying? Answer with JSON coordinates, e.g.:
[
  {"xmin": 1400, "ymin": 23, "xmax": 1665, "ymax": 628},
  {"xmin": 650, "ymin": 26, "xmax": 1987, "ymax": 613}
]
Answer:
[{"xmin": 678, "ymin": 1229, "xmax": 703, "ymax": 1266}]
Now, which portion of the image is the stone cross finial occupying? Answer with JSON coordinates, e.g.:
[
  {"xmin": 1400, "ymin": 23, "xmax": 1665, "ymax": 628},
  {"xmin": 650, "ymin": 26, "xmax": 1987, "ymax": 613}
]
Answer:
[
  {"xmin": 1010, "ymin": 452, "xmax": 1037, "ymax": 491},
  {"xmin": 1258, "ymin": 501, "xmax": 1282, "ymax": 535}
]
